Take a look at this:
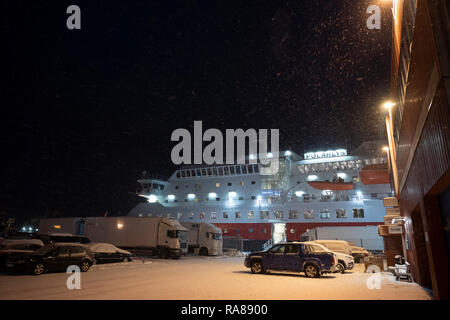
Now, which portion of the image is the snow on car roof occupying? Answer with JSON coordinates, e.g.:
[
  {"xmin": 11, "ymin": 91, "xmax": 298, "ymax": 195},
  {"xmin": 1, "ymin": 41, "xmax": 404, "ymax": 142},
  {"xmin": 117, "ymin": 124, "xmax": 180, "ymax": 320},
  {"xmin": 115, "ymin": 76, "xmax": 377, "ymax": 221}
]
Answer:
[{"xmin": 2, "ymin": 239, "xmax": 44, "ymax": 246}]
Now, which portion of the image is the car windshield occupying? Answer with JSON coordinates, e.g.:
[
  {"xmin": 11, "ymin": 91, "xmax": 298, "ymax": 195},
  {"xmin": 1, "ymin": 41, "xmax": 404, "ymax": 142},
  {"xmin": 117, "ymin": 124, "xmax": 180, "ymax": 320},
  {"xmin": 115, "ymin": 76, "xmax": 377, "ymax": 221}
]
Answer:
[
  {"xmin": 176, "ymin": 230, "xmax": 188, "ymax": 240},
  {"xmin": 213, "ymin": 233, "xmax": 222, "ymax": 240}
]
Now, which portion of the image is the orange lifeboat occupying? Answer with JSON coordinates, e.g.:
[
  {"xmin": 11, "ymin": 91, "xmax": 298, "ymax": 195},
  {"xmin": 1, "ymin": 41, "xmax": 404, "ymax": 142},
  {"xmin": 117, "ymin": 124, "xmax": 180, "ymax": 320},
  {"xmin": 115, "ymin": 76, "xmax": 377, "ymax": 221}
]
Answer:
[
  {"xmin": 360, "ymin": 164, "xmax": 390, "ymax": 185},
  {"xmin": 307, "ymin": 180, "xmax": 354, "ymax": 190}
]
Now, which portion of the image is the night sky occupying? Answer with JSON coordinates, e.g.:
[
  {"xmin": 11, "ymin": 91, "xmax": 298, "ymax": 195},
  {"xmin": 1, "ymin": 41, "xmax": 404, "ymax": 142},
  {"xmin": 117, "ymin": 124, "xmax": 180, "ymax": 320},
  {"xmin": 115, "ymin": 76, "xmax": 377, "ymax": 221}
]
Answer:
[{"xmin": 2, "ymin": 0, "xmax": 392, "ymax": 222}]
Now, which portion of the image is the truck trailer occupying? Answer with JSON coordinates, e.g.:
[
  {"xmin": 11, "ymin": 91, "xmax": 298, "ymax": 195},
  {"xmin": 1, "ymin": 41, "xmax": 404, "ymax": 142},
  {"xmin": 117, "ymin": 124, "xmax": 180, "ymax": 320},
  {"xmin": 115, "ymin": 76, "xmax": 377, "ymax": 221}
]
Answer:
[
  {"xmin": 181, "ymin": 222, "xmax": 223, "ymax": 256},
  {"xmin": 38, "ymin": 216, "xmax": 188, "ymax": 258}
]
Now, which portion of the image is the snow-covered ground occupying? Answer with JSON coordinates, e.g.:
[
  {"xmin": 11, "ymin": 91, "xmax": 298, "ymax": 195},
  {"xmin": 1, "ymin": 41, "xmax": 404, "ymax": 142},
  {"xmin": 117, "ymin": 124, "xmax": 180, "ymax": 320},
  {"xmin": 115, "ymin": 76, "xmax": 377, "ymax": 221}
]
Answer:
[{"xmin": 0, "ymin": 256, "xmax": 432, "ymax": 300}]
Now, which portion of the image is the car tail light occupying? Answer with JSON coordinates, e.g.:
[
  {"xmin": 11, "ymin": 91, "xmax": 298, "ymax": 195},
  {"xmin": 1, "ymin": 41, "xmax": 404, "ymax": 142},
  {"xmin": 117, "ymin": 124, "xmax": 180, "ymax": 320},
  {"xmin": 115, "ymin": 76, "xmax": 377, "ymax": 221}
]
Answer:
[{"xmin": 331, "ymin": 255, "xmax": 335, "ymax": 265}]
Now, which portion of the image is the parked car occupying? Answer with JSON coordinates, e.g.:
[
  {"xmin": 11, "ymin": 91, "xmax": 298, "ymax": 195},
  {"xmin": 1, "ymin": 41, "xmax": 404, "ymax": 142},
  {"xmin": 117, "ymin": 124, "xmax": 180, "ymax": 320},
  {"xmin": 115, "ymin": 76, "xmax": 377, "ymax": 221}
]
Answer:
[
  {"xmin": 0, "ymin": 239, "xmax": 44, "ymax": 270},
  {"xmin": 350, "ymin": 245, "xmax": 370, "ymax": 263},
  {"xmin": 244, "ymin": 242, "xmax": 337, "ymax": 278},
  {"xmin": 304, "ymin": 241, "xmax": 354, "ymax": 273},
  {"xmin": 35, "ymin": 233, "xmax": 90, "ymax": 245},
  {"xmin": 6, "ymin": 243, "xmax": 95, "ymax": 275},
  {"xmin": 87, "ymin": 242, "xmax": 133, "ymax": 264}
]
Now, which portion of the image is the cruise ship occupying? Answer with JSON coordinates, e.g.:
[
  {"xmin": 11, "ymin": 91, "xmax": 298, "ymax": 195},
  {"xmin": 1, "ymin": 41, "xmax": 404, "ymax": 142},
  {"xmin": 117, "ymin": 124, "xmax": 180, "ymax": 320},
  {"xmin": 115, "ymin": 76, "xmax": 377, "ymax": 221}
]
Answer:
[{"xmin": 128, "ymin": 140, "xmax": 393, "ymax": 251}]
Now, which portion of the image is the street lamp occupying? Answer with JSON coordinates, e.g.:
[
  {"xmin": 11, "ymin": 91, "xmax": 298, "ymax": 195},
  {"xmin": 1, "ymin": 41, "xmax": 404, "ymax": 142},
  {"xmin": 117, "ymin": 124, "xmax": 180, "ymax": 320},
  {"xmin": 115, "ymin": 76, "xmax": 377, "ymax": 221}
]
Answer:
[{"xmin": 383, "ymin": 101, "xmax": 399, "ymax": 197}]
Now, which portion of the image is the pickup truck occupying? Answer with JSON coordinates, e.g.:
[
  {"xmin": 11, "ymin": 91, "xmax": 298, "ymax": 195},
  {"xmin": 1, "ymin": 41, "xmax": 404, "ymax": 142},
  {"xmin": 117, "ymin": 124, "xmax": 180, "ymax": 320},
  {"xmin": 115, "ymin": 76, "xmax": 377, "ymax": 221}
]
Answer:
[{"xmin": 244, "ymin": 242, "xmax": 337, "ymax": 278}]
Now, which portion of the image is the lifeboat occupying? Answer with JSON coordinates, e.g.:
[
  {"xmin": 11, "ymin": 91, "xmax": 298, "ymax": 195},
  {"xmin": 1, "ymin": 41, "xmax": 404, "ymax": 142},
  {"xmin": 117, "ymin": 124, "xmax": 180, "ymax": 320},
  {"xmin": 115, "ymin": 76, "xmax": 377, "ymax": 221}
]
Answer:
[
  {"xmin": 307, "ymin": 180, "xmax": 354, "ymax": 190},
  {"xmin": 360, "ymin": 164, "xmax": 390, "ymax": 185}
]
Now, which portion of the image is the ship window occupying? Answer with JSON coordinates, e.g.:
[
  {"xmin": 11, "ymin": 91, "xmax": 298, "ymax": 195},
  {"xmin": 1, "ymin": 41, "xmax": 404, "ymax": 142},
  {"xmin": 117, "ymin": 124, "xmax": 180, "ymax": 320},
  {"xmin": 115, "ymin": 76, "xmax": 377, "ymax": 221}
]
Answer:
[
  {"xmin": 227, "ymin": 182, "xmax": 232, "ymax": 186},
  {"xmin": 241, "ymin": 165, "xmax": 247, "ymax": 174},
  {"xmin": 181, "ymin": 171, "xmax": 186, "ymax": 178},
  {"xmin": 199, "ymin": 212, "xmax": 205, "ymax": 219},
  {"xmin": 175, "ymin": 186, "xmax": 179, "ymax": 189},
  {"xmin": 319, "ymin": 209, "xmax": 330, "ymax": 219},
  {"xmin": 336, "ymin": 209, "xmax": 347, "ymax": 219},
  {"xmin": 191, "ymin": 170, "xmax": 196, "ymax": 177},
  {"xmin": 177, "ymin": 212, "xmax": 183, "ymax": 219},
  {"xmin": 304, "ymin": 209, "xmax": 314, "ymax": 219},
  {"xmin": 249, "ymin": 228, "xmax": 253, "ymax": 233},
  {"xmin": 251, "ymin": 181, "xmax": 256, "ymax": 184},
  {"xmin": 230, "ymin": 166, "xmax": 235, "ymax": 175},
  {"xmin": 248, "ymin": 211, "xmax": 254, "ymax": 219},
  {"xmin": 218, "ymin": 167, "xmax": 223, "ymax": 175},
  {"xmin": 159, "ymin": 184, "xmax": 165, "ymax": 190},
  {"xmin": 353, "ymin": 208, "xmax": 365, "ymax": 218},
  {"xmin": 189, "ymin": 212, "xmax": 194, "ymax": 219},
  {"xmin": 147, "ymin": 213, "xmax": 153, "ymax": 217},
  {"xmin": 262, "ymin": 228, "xmax": 267, "ymax": 234},
  {"xmin": 212, "ymin": 168, "xmax": 218, "ymax": 176},
  {"xmin": 223, "ymin": 228, "xmax": 228, "ymax": 234},
  {"xmin": 260, "ymin": 211, "xmax": 269, "ymax": 219},
  {"xmin": 236, "ymin": 228, "xmax": 240, "ymax": 234},
  {"xmin": 152, "ymin": 183, "xmax": 158, "ymax": 189},
  {"xmin": 201, "ymin": 169, "xmax": 207, "ymax": 176},
  {"xmin": 176, "ymin": 171, "xmax": 181, "ymax": 178},
  {"xmin": 223, "ymin": 212, "xmax": 229, "ymax": 219},
  {"xmin": 224, "ymin": 167, "xmax": 229, "ymax": 175},
  {"xmin": 216, "ymin": 197, "xmax": 220, "ymax": 201},
  {"xmin": 211, "ymin": 212, "xmax": 216, "ymax": 219},
  {"xmin": 195, "ymin": 169, "xmax": 200, "ymax": 177},
  {"xmin": 235, "ymin": 166, "xmax": 241, "ymax": 174},
  {"xmin": 186, "ymin": 170, "xmax": 191, "ymax": 177},
  {"xmin": 207, "ymin": 168, "xmax": 212, "ymax": 176},
  {"xmin": 253, "ymin": 164, "xmax": 259, "ymax": 173},
  {"xmin": 235, "ymin": 211, "xmax": 241, "ymax": 219},
  {"xmin": 239, "ymin": 196, "xmax": 244, "ymax": 200},
  {"xmin": 290, "ymin": 228, "xmax": 295, "ymax": 234},
  {"xmin": 274, "ymin": 211, "xmax": 284, "ymax": 220},
  {"xmin": 251, "ymin": 196, "xmax": 256, "ymax": 200},
  {"xmin": 240, "ymin": 181, "xmax": 244, "ymax": 186},
  {"xmin": 248, "ymin": 165, "xmax": 253, "ymax": 174},
  {"xmin": 216, "ymin": 183, "xmax": 220, "ymax": 188},
  {"xmin": 289, "ymin": 210, "xmax": 299, "ymax": 219}
]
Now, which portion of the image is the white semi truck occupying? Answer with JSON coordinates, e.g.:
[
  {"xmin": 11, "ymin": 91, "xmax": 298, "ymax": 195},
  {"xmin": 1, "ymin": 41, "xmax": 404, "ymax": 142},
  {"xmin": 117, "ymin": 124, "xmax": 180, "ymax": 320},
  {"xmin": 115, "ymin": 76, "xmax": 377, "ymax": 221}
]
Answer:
[
  {"xmin": 38, "ymin": 216, "xmax": 188, "ymax": 258},
  {"xmin": 301, "ymin": 225, "xmax": 384, "ymax": 251},
  {"xmin": 181, "ymin": 222, "xmax": 223, "ymax": 256}
]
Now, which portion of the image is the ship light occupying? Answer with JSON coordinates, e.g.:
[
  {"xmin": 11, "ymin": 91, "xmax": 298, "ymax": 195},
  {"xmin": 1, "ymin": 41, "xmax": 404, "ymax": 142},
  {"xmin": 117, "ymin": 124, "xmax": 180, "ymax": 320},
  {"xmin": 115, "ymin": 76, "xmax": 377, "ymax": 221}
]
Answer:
[
  {"xmin": 249, "ymin": 154, "xmax": 255, "ymax": 160},
  {"xmin": 208, "ymin": 192, "xmax": 217, "ymax": 199},
  {"xmin": 257, "ymin": 195, "xmax": 262, "ymax": 201},
  {"xmin": 267, "ymin": 153, "xmax": 273, "ymax": 158},
  {"xmin": 307, "ymin": 175, "xmax": 318, "ymax": 181},
  {"xmin": 147, "ymin": 194, "xmax": 158, "ymax": 203},
  {"xmin": 357, "ymin": 191, "xmax": 362, "ymax": 196},
  {"xmin": 285, "ymin": 151, "xmax": 291, "ymax": 156},
  {"xmin": 117, "ymin": 222, "xmax": 124, "ymax": 230},
  {"xmin": 295, "ymin": 191, "xmax": 305, "ymax": 197},
  {"xmin": 53, "ymin": 225, "xmax": 61, "ymax": 229},
  {"xmin": 228, "ymin": 191, "xmax": 237, "ymax": 200},
  {"xmin": 187, "ymin": 193, "xmax": 196, "ymax": 200},
  {"xmin": 337, "ymin": 172, "xmax": 347, "ymax": 179},
  {"xmin": 168, "ymin": 194, "xmax": 175, "ymax": 201}
]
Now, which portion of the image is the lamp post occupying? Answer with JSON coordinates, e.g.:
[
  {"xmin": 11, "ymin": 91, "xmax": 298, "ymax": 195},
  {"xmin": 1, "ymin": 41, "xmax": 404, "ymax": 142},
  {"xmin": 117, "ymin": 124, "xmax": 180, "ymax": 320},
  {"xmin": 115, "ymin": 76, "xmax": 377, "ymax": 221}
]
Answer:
[{"xmin": 383, "ymin": 102, "xmax": 399, "ymax": 197}]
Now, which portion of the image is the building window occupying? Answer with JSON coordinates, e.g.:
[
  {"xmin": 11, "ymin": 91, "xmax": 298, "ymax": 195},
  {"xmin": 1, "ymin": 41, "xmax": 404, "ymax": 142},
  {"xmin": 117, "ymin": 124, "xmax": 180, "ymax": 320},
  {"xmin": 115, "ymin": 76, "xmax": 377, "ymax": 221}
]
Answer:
[
  {"xmin": 304, "ymin": 209, "xmax": 314, "ymax": 219},
  {"xmin": 235, "ymin": 211, "xmax": 241, "ymax": 219},
  {"xmin": 289, "ymin": 210, "xmax": 299, "ymax": 219},
  {"xmin": 274, "ymin": 211, "xmax": 284, "ymax": 220},
  {"xmin": 189, "ymin": 212, "xmax": 194, "ymax": 220},
  {"xmin": 353, "ymin": 208, "xmax": 365, "ymax": 218},
  {"xmin": 319, "ymin": 209, "xmax": 330, "ymax": 219},
  {"xmin": 336, "ymin": 209, "xmax": 347, "ymax": 219},
  {"xmin": 260, "ymin": 211, "xmax": 269, "ymax": 219},
  {"xmin": 223, "ymin": 212, "xmax": 228, "ymax": 219},
  {"xmin": 248, "ymin": 211, "xmax": 254, "ymax": 219},
  {"xmin": 199, "ymin": 212, "xmax": 205, "ymax": 219}
]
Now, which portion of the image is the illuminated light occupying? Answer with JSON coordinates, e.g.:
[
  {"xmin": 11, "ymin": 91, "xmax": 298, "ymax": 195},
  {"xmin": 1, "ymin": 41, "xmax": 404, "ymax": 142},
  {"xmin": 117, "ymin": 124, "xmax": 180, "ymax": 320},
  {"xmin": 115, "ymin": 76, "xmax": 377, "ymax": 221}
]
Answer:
[
  {"xmin": 295, "ymin": 191, "xmax": 305, "ymax": 197},
  {"xmin": 147, "ymin": 194, "xmax": 158, "ymax": 203},
  {"xmin": 21, "ymin": 227, "xmax": 26, "ymax": 231},
  {"xmin": 249, "ymin": 154, "xmax": 255, "ymax": 160},
  {"xmin": 53, "ymin": 225, "xmax": 61, "ymax": 229},
  {"xmin": 228, "ymin": 191, "xmax": 237, "ymax": 199},
  {"xmin": 257, "ymin": 195, "xmax": 262, "ymax": 201},
  {"xmin": 285, "ymin": 151, "xmax": 291, "ymax": 156},
  {"xmin": 307, "ymin": 175, "xmax": 319, "ymax": 181},
  {"xmin": 168, "ymin": 194, "xmax": 175, "ymax": 200},
  {"xmin": 208, "ymin": 192, "xmax": 217, "ymax": 199},
  {"xmin": 357, "ymin": 191, "xmax": 363, "ymax": 196},
  {"xmin": 117, "ymin": 222, "xmax": 124, "ymax": 230},
  {"xmin": 267, "ymin": 153, "xmax": 273, "ymax": 158},
  {"xmin": 187, "ymin": 193, "xmax": 196, "ymax": 200},
  {"xmin": 35, "ymin": 228, "xmax": 39, "ymax": 232},
  {"xmin": 28, "ymin": 227, "xmax": 32, "ymax": 231},
  {"xmin": 337, "ymin": 172, "xmax": 347, "ymax": 179},
  {"xmin": 383, "ymin": 101, "xmax": 395, "ymax": 110},
  {"xmin": 322, "ymin": 189, "xmax": 332, "ymax": 195},
  {"xmin": 382, "ymin": 146, "xmax": 389, "ymax": 152}
]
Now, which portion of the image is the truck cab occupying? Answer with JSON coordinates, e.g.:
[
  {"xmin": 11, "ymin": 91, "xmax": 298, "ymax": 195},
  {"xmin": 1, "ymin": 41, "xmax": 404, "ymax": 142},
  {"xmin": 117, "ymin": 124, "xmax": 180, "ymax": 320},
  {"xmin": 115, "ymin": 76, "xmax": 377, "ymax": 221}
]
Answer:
[
  {"xmin": 182, "ymin": 222, "xmax": 223, "ymax": 256},
  {"xmin": 244, "ymin": 242, "xmax": 337, "ymax": 278}
]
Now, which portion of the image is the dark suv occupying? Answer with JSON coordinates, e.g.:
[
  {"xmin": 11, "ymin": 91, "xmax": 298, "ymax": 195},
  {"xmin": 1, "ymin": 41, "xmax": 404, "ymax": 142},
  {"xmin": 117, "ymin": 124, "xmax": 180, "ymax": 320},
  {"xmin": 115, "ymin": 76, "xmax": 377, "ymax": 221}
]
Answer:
[
  {"xmin": 6, "ymin": 243, "xmax": 95, "ymax": 275},
  {"xmin": 244, "ymin": 242, "xmax": 337, "ymax": 278}
]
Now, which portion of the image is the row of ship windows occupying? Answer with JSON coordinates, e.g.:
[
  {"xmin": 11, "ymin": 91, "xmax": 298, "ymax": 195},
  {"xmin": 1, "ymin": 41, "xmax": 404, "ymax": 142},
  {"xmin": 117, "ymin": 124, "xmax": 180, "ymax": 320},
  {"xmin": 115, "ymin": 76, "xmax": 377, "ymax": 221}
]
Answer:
[
  {"xmin": 176, "ymin": 164, "xmax": 259, "ymax": 179},
  {"xmin": 174, "ymin": 181, "xmax": 257, "ymax": 190},
  {"xmin": 140, "ymin": 209, "xmax": 365, "ymax": 220}
]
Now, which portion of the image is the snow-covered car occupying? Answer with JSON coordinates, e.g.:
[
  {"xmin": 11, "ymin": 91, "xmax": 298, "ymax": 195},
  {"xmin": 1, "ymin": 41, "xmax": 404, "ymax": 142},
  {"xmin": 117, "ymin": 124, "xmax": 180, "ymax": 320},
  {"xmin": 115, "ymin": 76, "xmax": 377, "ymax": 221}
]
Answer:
[
  {"xmin": 0, "ymin": 239, "xmax": 44, "ymax": 269},
  {"xmin": 304, "ymin": 241, "xmax": 354, "ymax": 273},
  {"xmin": 350, "ymin": 246, "xmax": 370, "ymax": 263},
  {"xmin": 87, "ymin": 242, "xmax": 133, "ymax": 264}
]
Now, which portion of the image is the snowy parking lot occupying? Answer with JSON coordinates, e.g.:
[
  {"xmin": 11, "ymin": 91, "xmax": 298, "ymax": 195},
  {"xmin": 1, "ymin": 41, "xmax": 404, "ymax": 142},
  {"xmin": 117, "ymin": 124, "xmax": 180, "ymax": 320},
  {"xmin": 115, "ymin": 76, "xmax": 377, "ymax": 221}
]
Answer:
[{"xmin": 0, "ymin": 256, "xmax": 432, "ymax": 300}]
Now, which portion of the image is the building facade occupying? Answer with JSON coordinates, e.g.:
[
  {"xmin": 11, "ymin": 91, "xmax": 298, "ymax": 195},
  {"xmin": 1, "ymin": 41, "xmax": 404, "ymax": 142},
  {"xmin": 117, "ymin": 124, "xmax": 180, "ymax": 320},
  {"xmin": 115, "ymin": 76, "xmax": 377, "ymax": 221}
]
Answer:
[{"xmin": 389, "ymin": 0, "xmax": 450, "ymax": 300}]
